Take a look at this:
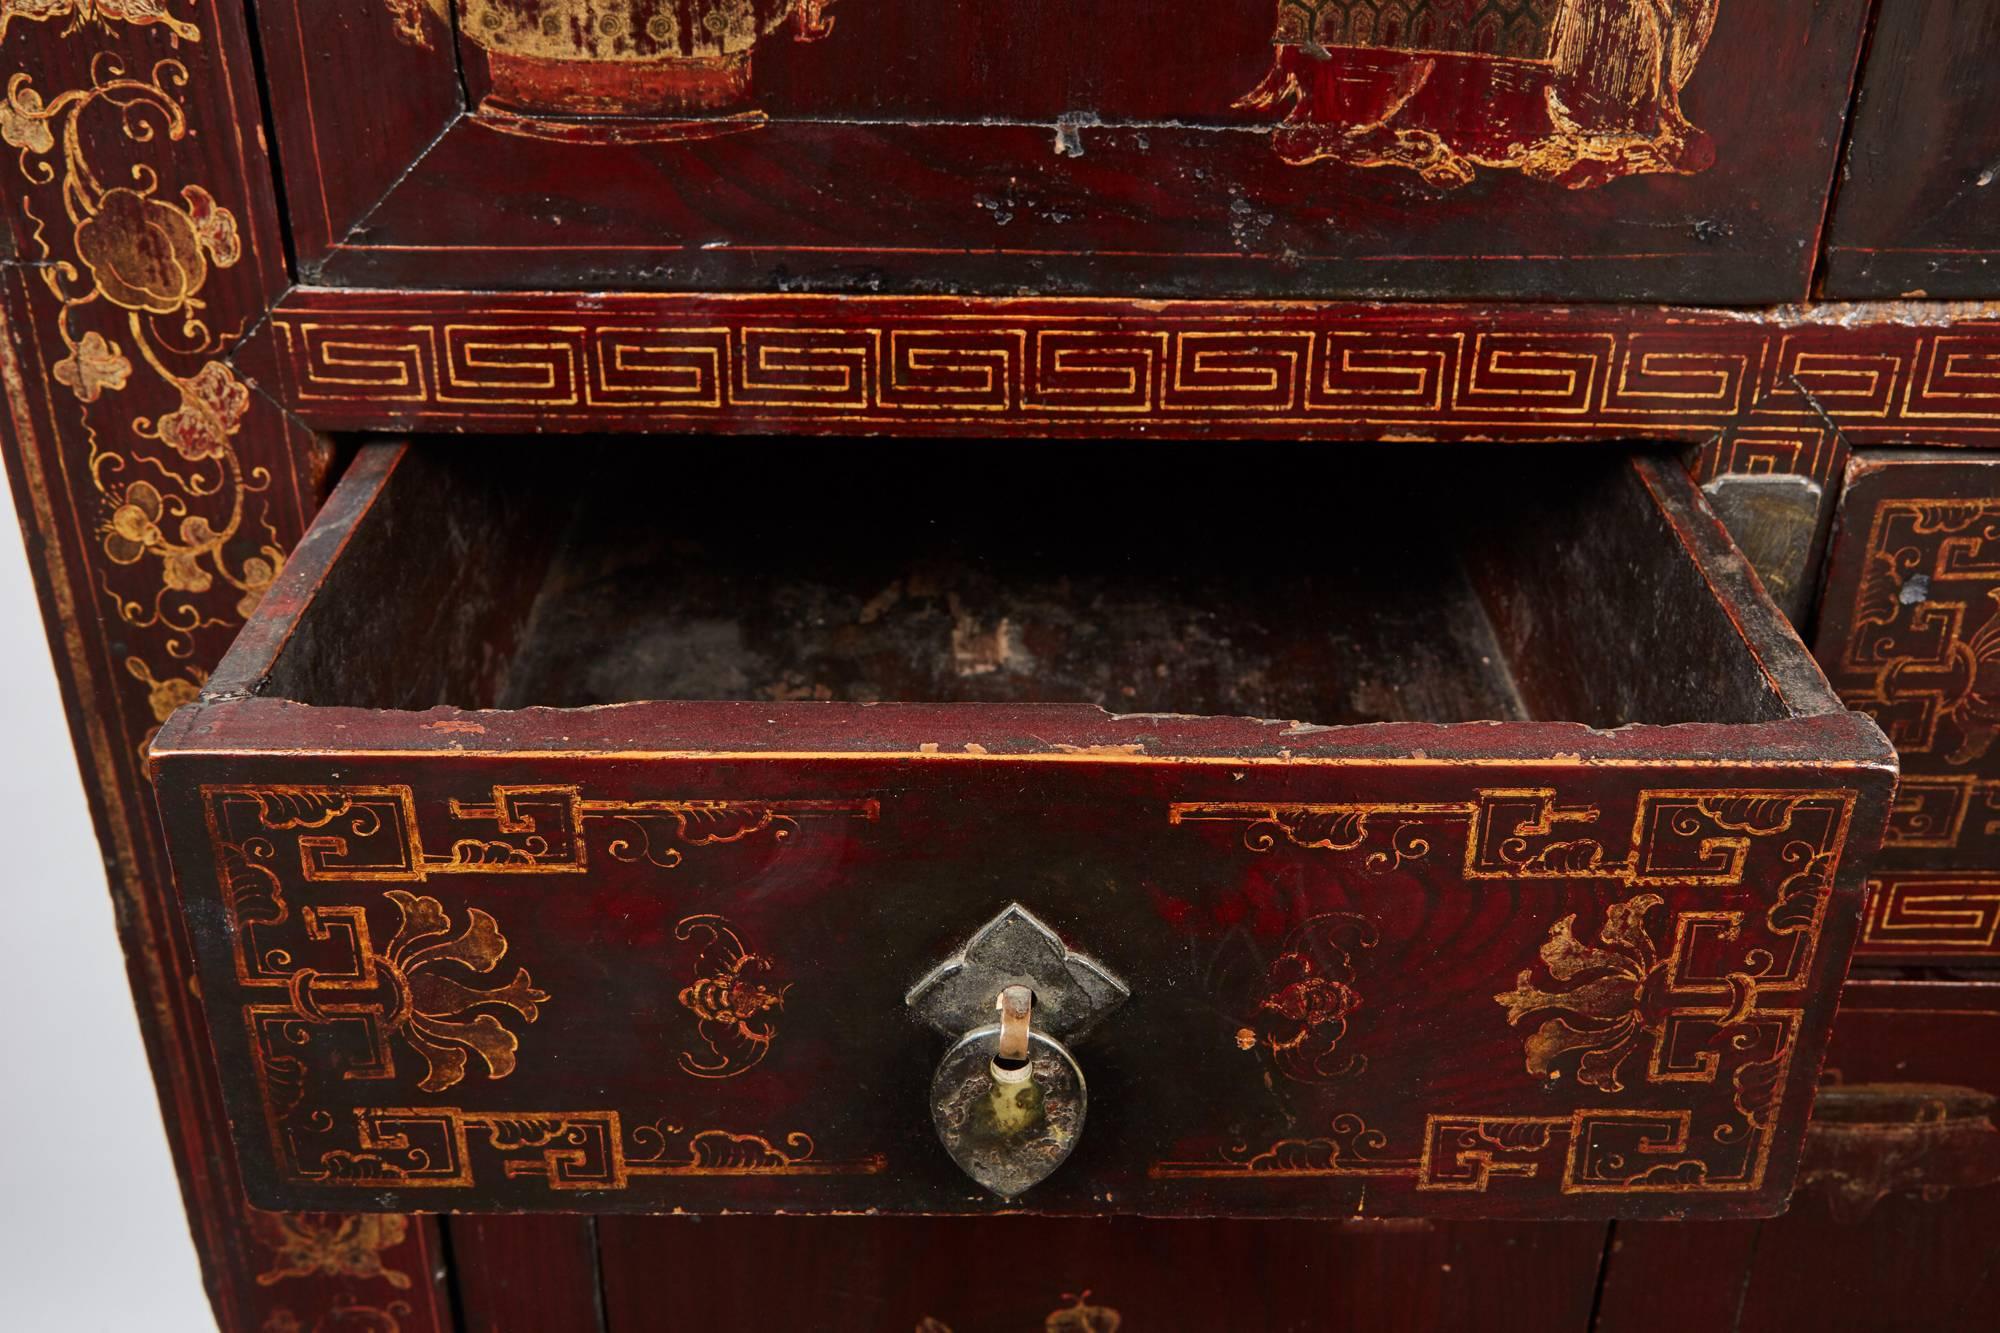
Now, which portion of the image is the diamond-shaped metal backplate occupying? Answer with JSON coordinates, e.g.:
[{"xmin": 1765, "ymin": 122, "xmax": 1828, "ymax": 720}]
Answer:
[{"xmin": 905, "ymin": 903, "xmax": 1129, "ymax": 1042}]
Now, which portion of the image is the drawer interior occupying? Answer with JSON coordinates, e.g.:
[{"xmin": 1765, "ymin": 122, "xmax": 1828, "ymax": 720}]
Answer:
[{"xmin": 260, "ymin": 439, "xmax": 1787, "ymax": 731}]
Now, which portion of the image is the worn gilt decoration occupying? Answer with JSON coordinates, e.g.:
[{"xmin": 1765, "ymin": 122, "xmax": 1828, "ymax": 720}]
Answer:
[
  {"xmin": 1235, "ymin": 912, "xmax": 1375, "ymax": 1083},
  {"xmin": 1812, "ymin": 457, "xmax": 2000, "ymax": 965},
  {"xmin": 597, "ymin": 799, "xmax": 862, "ymax": 869},
  {"xmin": 675, "ymin": 913, "xmax": 787, "ymax": 1078},
  {"xmin": 250, "ymin": 1214, "xmax": 412, "ymax": 1290},
  {"xmin": 1158, "ymin": 788, "xmax": 1852, "ymax": 1196},
  {"xmin": 0, "ymin": 0, "xmax": 199, "ymax": 42},
  {"xmin": 1835, "ymin": 498, "xmax": 2000, "ymax": 854},
  {"xmin": 384, "ymin": 0, "xmax": 837, "ymax": 121},
  {"xmin": 1859, "ymin": 874, "xmax": 2000, "ymax": 960},
  {"xmin": 255, "ymin": 294, "xmax": 2000, "ymax": 492},
  {"xmin": 1241, "ymin": 0, "xmax": 1722, "ymax": 188},
  {"xmin": 919, "ymin": 1293, "xmax": 1124, "ymax": 1333},
  {"xmin": 259, "ymin": 1301, "xmax": 414, "ymax": 1333},
  {"xmin": 1495, "ymin": 892, "xmax": 1683, "ymax": 1093},
  {"xmin": 205, "ymin": 784, "xmax": 881, "ymax": 1190},
  {"xmin": 3, "ymin": 22, "xmax": 285, "ymax": 753}
]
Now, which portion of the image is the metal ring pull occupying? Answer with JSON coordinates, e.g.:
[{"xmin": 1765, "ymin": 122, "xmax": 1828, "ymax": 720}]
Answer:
[
  {"xmin": 993, "ymin": 984, "xmax": 1034, "ymax": 1084},
  {"xmin": 906, "ymin": 905, "xmax": 1129, "ymax": 1197}
]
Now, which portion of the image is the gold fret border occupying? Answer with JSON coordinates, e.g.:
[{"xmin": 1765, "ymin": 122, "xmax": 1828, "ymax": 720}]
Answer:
[
  {"xmin": 271, "ymin": 315, "xmax": 2000, "ymax": 463},
  {"xmin": 302, "ymin": 1108, "xmax": 885, "ymax": 1191},
  {"xmin": 1152, "ymin": 1108, "xmax": 1772, "ymax": 1196},
  {"xmin": 1859, "ymin": 873, "xmax": 2000, "ymax": 954},
  {"xmin": 204, "ymin": 785, "xmax": 882, "ymax": 1191}
]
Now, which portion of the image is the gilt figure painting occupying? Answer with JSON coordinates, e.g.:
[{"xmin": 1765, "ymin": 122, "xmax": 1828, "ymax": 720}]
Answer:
[
  {"xmin": 1236, "ymin": 0, "xmax": 1723, "ymax": 188},
  {"xmin": 385, "ymin": 0, "xmax": 1726, "ymax": 191}
]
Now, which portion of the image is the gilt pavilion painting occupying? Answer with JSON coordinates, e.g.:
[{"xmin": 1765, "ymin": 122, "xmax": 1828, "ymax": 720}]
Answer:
[{"xmin": 385, "ymin": 0, "xmax": 1723, "ymax": 189}]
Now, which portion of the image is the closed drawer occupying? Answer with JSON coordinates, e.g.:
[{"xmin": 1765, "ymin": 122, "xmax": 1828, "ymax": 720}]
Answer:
[
  {"xmin": 1811, "ymin": 450, "xmax": 2000, "ymax": 967},
  {"xmin": 1802, "ymin": 978, "xmax": 2000, "ymax": 1220},
  {"xmin": 152, "ymin": 440, "xmax": 1893, "ymax": 1220}
]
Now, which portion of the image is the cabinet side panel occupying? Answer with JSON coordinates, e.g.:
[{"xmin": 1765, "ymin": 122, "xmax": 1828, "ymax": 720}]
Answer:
[{"xmin": 0, "ymin": 5, "xmax": 452, "ymax": 1330}]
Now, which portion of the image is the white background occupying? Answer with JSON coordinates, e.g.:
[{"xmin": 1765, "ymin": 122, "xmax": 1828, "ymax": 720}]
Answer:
[{"xmin": 0, "ymin": 462, "xmax": 216, "ymax": 1330}]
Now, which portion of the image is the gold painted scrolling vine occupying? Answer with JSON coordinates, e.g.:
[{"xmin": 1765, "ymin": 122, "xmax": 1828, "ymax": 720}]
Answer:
[
  {"xmin": 2, "ymin": 9, "xmax": 281, "ymax": 750},
  {"xmin": 1158, "ymin": 787, "xmax": 1855, "ymax": 1196}
]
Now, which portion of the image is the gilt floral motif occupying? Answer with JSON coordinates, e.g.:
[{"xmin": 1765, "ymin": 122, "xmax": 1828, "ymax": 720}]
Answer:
[
  {"xmin": 50, "ymin": 327, "xmax": 127, "ymax": 399},
  {"xmin": 249, "ymin": 1212, "xmax": 412, "ymax": 1290},
  {"xmin": 377, "ymin": 890, "xmax": 550, "ymax": 1094},
  {"xmin": 1235, "ymin": 912, "xmax": 1375, "ymax": 1083},
  {"xmin": 1493, "ymin": 893, "xmax": 1668, "ymax": 1092},
  {"xmin": 6, "ymin": 46, "xmax": 283, "ymax": 712}
]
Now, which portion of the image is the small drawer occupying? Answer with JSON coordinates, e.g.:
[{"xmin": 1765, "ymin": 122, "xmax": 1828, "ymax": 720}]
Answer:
[
  {"xmin": 152, "ymin": 440, "xmax": 1893, "ymax": 1220},
  {"xmin": 1812, "ymin": 450, "xmax": 2000, "ymax": 968},
  {"xmin": 1801, "ymin": 979, "xmax": 2000, "ymax": 1220}
]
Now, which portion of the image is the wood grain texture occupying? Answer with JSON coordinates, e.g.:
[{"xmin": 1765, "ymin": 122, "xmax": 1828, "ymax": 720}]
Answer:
[
  {"xmin": 597, "ymin": 1215, "xmax": 1612, "ymax": 1333},
  {"xmin": 249, "ymin": 0, "xmax": 467, "ymax": 273},
  {"xmin": 1822, "ymin": 0, "xmax": 2000, "ymax": 299},
  {"xmin": 450, "ymin": 1216, "xmax": 604, "ymax": 1333}
]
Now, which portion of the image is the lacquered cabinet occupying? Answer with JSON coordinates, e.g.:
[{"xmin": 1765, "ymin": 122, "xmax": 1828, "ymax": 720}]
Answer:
[{"xmin": 3, "ymin": 3, "xmax": 1999, "ymax": 1330}]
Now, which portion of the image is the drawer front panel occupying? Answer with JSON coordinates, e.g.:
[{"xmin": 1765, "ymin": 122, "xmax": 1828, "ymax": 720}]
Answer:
[
  {"xmin": 1814, "ymin": 450, "xmax": 2000, "ymax": 965},
  {"xmin": 160, "ymin": 751, "xmax": 1874, "ymax": 1220},
  {"xmin": 1805, "ymin": 979, "xmax": 2000, "ymax": 1221}
]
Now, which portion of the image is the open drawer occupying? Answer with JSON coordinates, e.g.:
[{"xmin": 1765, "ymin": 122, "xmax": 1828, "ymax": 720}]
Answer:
[{"xmin": 151, "ymin": 440, "xmax": 1894, "ymax": 1220}]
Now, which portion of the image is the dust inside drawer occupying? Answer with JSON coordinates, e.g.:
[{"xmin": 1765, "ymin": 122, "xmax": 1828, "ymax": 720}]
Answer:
[
  {"xmin": 152, "ymin": 438, "xmax": 1895, "ymax": 1222},
  {"xmin": 253, "ymin": 440, "xmax": 1791, "ymax": 731}
]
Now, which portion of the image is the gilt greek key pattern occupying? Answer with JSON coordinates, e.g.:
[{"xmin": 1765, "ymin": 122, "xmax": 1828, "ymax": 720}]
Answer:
[
  {"xmin": 1859, "ymin": 873, "xmax": 2000, "ymax": 958},
  {"xmin": 202, "ymin": 784, "xmax": 879, "ymax": 1190},
  {"xmin": 265, "ymin": 301, "xmax": 2000, "ymax": 483},
  {"xmin": 1157, "ymin": 788, "xmax": 1854, "ymax": 1196}
]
